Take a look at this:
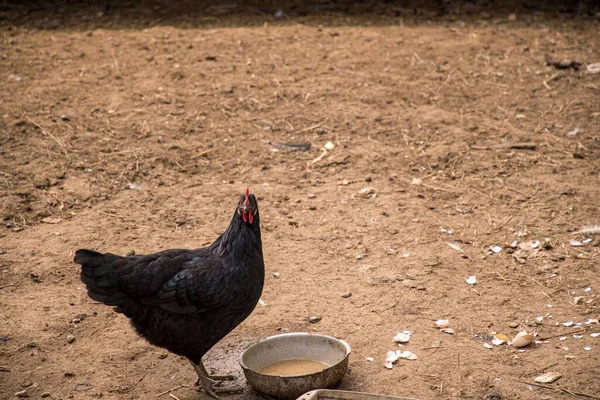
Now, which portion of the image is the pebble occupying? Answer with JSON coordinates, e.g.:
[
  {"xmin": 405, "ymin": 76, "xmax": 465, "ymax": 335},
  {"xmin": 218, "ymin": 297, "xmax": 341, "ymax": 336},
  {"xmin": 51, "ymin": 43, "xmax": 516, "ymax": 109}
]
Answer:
[
  {"xmin": 509, "ymin": 322, "xmax": 519, "ymax": 328},
  {"xmin": 341, "ymin": 292, "xmax": 352, "ymax": 298},
  {"xmin": 483, "ymin": 393, "xmax": 503, "ymax": 400},
  {"xmin": 66, "ymin": 334, "xmax": 75, "ymax": 344},
  {"xmin": 308, "ymin": 316, "xmax": 321, "ymax": 323},
  {"xmin": 15, "ymin": 390, "xmax": 28, "ymax": 397}
]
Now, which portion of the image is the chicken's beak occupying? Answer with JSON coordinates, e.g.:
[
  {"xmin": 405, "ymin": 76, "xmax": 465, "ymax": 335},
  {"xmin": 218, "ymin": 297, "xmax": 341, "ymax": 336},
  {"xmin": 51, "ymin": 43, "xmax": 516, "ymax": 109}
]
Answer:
[
  {"xmin": 240, "ymin": 204, "xmax": 253, "ymax": 224},
  {"xmin": 241, "ymin": 187, "xmax": 253, "ymax": 224}
]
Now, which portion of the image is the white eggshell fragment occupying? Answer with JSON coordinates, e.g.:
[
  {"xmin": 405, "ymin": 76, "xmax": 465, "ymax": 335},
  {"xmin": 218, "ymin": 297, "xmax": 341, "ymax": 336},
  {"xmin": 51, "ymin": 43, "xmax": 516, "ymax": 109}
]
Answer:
[
  {"xmin": 393, "ymin": 332, "xmax": 411, "ymax": 343},
  {"xmin": 512, "ymin": 331, "xmax": 534, "ymax": 348},
  {"xmin": 491, "ymin": 336, "xmax": 505, "ymax": 346},
  {"xmin": 435, "ymin": 319, "xmax": 450, "ymax": 329},
  {"xmin": 398, "ymin": 350, "xmax": 417, "ymax": 360},
  {"xmin": 490, "ymin": 245, "xmax": 502, "ymax": 253},
  {"xmin": 535, "ymin": 372, "xmax": 562, "ymax": 384}
]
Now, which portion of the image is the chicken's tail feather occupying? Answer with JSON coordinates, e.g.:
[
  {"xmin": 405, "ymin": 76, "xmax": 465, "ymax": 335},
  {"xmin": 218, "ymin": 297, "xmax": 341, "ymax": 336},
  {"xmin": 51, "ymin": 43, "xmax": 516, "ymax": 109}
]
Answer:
[{"xmin": 75, "ymin": 249, "xmax": 130, "ymax": 308}]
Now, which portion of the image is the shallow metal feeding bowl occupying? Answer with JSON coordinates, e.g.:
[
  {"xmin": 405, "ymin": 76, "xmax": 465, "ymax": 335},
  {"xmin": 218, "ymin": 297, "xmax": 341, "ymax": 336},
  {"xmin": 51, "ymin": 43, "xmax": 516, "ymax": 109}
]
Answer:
[{"xmin": 240, "ymin": 333, "xmax": 351, "ymax": 399}]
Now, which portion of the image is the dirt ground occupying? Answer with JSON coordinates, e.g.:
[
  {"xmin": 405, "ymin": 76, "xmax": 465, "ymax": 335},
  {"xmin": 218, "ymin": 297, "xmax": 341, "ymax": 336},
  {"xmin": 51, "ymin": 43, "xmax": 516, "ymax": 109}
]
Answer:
[{"xmin": 1, "ymin": 1, "xmax": 599, "ymax": 399}]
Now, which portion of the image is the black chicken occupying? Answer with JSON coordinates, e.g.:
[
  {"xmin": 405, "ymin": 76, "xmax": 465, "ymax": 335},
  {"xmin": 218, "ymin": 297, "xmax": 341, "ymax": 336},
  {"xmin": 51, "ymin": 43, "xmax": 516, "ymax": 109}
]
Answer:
[{"xmin": 74, "ymin": 188, "xmax": 264, "ymax": 399}]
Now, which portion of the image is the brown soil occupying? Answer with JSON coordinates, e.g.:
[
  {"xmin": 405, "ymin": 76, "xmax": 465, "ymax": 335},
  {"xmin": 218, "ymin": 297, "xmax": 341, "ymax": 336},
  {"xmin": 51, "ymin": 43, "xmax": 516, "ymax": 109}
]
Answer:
[{"xmin": 1, "ymin": 1, "xmax": 599, "ymax": 400}]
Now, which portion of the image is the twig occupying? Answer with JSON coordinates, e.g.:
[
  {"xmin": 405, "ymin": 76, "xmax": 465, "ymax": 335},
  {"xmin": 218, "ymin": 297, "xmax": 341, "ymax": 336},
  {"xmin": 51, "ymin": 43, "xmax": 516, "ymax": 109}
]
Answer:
[
  {"xmin": 0, "ymin": 283, "xmax": 17, "ymax": 290},
  {"xmin": 135, "ymin": 371, "xmax": 149, "ymax": 385},
  {"xmin": 421, "ymin": 183, "xmax": 461, "ymax": 193},
  {"xmin": 99, "ymin": 211, "xmax": 124, "ymax": 219},
  {"xmin": 495, "ymin": 272, "xmax": 510, "ymax": 282},
  {"xmin": 157, "ymin": 385, "xmax": 188, "ymax": 397},
  {"xmin": 543, "ymin": 73, "xmax": 560, "ymax": 90},
  {"xmin": 494, "ymin": 142, "xmax": 538, "ymax": 150},
  {"xmin": 531, "ymin": 362, "xmax": 558, "ymax": 375},
  {"xmin": 457, "ymin": 353, "xmax": 461, "ymax": 384},
  {"xmin": 508, "ymin": 377, "xmax": 600, "ymax": 399},
  {"xmin": 299, "ymin": 122, "xmax": 323, "ymax": 133},
  {"xmin": 24, "ymin": 116, "xmax": 68, "ymax": 157},
  {"xmin": 540, "ymin": 291, "xmax": 554, "ymax": 301},
  {"xmin": 191, "ymin": 149, "xmax": 213, "ymax": 159},
  {"xmin": 309, "ymin": 148, "xmax": 328, "ymax": 164},
  {"xmin": 538, "ymin": 328, "xmax": 586, "ymax": 341},
  {"xmin": 572, "ymin": 226, "xmax": 600, "ymax": 235},
  {"xmin": 506, "ymin": 187, "xmax": 531, "ymax": 198}
]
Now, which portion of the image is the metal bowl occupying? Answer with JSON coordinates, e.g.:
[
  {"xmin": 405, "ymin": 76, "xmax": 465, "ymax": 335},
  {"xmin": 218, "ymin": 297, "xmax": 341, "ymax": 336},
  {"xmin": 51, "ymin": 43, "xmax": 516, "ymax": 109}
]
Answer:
[{"xmin": 240, "ymin": 333, "xmax": 351, "ymax": 399}]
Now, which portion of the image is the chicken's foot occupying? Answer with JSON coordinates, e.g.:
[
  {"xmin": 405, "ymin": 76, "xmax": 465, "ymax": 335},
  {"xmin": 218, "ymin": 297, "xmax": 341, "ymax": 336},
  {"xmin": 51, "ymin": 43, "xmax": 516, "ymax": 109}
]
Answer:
[{"xmin": 190, "ymin": 360, "xmax": 242, "ymax": 399}]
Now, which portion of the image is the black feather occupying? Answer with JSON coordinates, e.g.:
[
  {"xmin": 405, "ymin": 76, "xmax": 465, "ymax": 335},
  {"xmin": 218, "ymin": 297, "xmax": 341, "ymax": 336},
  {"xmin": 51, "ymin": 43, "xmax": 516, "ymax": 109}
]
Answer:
[{"xmin": 73, "ymin": 192, "xmax": 264, "ymax": 363}]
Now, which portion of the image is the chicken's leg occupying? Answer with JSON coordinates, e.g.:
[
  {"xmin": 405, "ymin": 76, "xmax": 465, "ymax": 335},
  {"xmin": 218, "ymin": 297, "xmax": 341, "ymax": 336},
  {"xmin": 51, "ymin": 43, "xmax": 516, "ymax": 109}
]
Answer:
[{"xmin": 190, "ymin": 360, "xmax": 242, "ymax": 399}]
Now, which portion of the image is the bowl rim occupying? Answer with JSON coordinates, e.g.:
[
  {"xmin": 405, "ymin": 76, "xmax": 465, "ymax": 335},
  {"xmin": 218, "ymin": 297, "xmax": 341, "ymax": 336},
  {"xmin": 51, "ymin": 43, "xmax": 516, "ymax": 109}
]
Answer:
[{"xmin": 239, "ymin": 332, "xmax": 352, "ymax": 374}]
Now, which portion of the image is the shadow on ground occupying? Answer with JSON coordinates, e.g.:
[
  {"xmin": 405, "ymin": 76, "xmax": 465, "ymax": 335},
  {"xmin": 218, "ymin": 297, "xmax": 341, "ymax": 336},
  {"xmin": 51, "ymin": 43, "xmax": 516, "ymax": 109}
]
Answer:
[{"xmin": 1, "ymin": 0, "xmax": 599, "ymax": 30}]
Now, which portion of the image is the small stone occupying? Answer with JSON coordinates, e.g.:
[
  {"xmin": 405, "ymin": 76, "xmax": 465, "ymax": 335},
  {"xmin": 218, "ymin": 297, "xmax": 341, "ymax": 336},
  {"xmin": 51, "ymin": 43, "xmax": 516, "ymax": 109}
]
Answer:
[
  {"xmin": 41, "ymin": 393, "xmax": 51, "ymax": 398},
  {"xmin": 509, "ymin": 322, "xmax": 519, "ymax": 328},
  {"xmin": 60, "ymin": 114, "xmax": 70, "ymax": 121},
  {"xmin": 483, "ymin": 393, "xmax": 503, "ymax": 400},
  {"xmin": 538, "ymin": 264, "xmax": 555, "ymax": 272},
  {"xmin": 33, "ymin": 178, "xmax": 50, "ymax": 189},
  {"xmin": 15, "ymin": 390, "xmax": 28, "ymax": 398},
  {"xmin": 308, "ymin": 316, "xmax": 321, "ymax": 323},
  {"xmin": 341, "ymin": 292, "xmax": 352, "ymax": 298},
  {"xmin": 66, "ymin": 334, "xmax": 75, "ymax": 343},
  {"xmin": 158, "ymin": 354, "xmax": 168, "ymax": 359}
]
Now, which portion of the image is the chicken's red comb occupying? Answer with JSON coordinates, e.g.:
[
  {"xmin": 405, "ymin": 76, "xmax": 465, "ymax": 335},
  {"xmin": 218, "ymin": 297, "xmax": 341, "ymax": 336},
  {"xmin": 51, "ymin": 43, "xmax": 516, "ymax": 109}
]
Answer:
[{"xmin": 244, "ymin": 187, "xmax": 250, "ymax": 204}]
